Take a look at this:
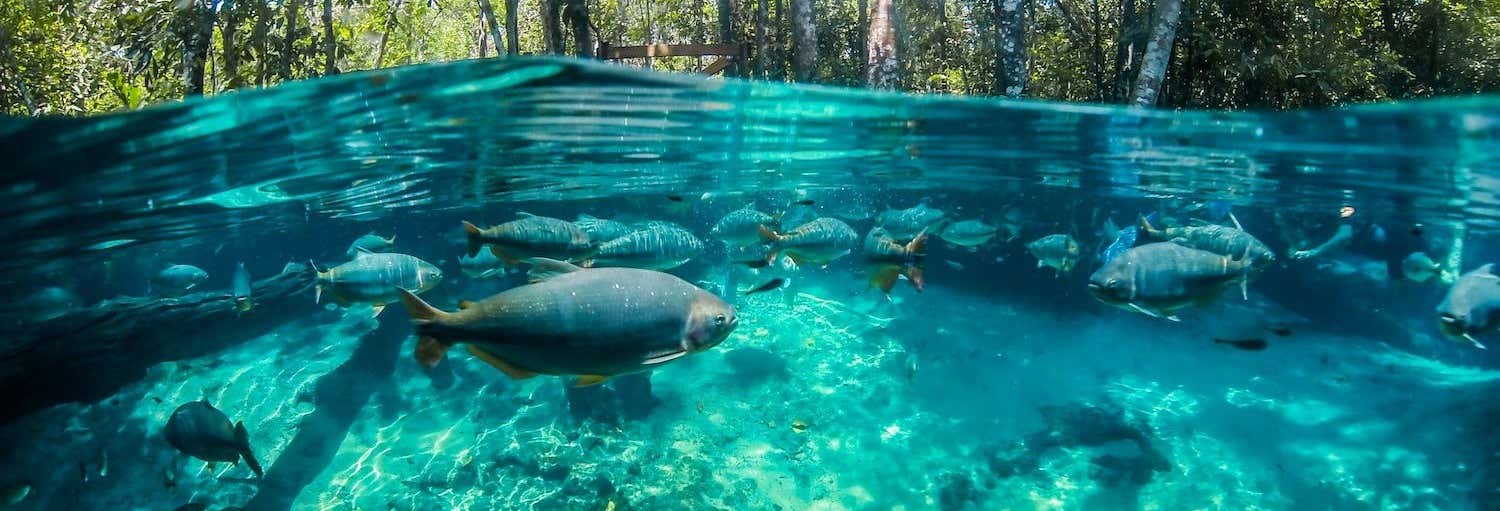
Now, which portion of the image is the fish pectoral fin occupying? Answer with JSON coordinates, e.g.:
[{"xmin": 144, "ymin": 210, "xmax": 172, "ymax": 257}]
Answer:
[
  {"xmin": 465, "ymin": 345, "xmax": 537, "ymax": 379},
  {"xmin": 1128, "ymin": 302, "xmax": 1181, "ymax": 322},
  {"xmin": 414, "ymin": 336, "xmax": 451, "ymax": 368},
  {"xmin": 1463, "ymin": 334, "xmax": 1488, "ymax": 350},
  {"xmin": 371, "ymin": 304, "xmax": 386, "ymax": 317},
  {"xmin": 643, "ymin": 350, "xmax": 688, "ymax": 365},
  {"xmin": 574, "ymin": 374, "xmax": 610, "ymax": 387},
  {"xmin": 457, "ymin": 300, "xmax": 476, "ymax": 310},
  {"xmin": 526, "ymin": 258, "xmax": 584, "ymax": 283}
]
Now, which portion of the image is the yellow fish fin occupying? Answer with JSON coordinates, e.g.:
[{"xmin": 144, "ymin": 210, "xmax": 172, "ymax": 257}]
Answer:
[
  {"xmin": 465, "ymin": 345, "xmax": 537, "ymax": 380},
  {"xmin": 574, "ymin": 374, "xmax": 610, "ymax": 387},
  {"xmin": 370, "ymin": 303, "xmax": 386, "ymax": 317}
]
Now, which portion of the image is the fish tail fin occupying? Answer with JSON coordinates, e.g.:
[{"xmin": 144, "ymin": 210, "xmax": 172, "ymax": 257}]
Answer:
[
  {"xmin": 396, "ymin": 288, "xmax": 446, "ymax": 324},
  {"xmin": 757, "ymin": 225, "xmax": 781, "ymax": 244},
  {"xmin": 234, "ymin": 421, "xmax": 263, "ymax": 478},
  {"xmin": 906, "ymin": 228, "xmax": 929, "ymax": 256},
  {"xmin": 462, "ymin": 221, "xmax": 484, "ymax": 257},
  {"xmin": 1238, "ymin": 242, "xmax": 1253, "ymax": 300},
  {"xmin": 904, "ymin": 265, "xmax": 925, "ymax": 292}
]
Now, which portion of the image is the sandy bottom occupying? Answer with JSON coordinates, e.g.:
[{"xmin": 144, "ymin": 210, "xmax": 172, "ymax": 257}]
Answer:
[{"xmin": 0, "ymin": 283, "xmax": 1492, "ymax": 511}]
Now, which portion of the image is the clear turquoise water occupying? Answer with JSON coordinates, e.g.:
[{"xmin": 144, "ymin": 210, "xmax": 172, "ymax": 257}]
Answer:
[{"xmin": 0, "ymin": 58, "xmax": 1498, "ymax": 510}]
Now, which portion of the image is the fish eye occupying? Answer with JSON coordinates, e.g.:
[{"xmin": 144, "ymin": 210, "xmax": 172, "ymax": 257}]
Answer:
[
  {"xmin": 1106, "ymin": 278, "xmax": 1118, "ymax": 288},
  {"xmin": 714, "ymin": 314, "xmax": 726, "ymax": 325}
]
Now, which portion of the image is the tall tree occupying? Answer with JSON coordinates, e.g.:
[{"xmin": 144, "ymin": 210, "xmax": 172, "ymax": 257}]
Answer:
[
  {"xmin": 857, "ymin": 0, "xmax": 867, "ymax": 75},
  {"xmin": 0, "ymin": 24, "xmax": 36, "ymax": 114},
  {"xmin": 221, "ymin": 0, "xmax": 241, "ymax": 89},
  {"xmin": 375, "ymin": 0, "xmax": 405, "ymax": 68},
  {"xmin": 506, "ymin": 0, "xmax": 520, "ymax": 54},
  {"xmin": 322, "ymin": 0, "xmax": 337, "ymax": 75},
  {"xmin": 177, "ymin": 0, "xmax": 214, "ymax": 96},
  {"xmin": 563, "ymin": 1, "xmax": 594, "ymax": 57},
  {"xmin": 541, "ymin": 0, "xmax": 565, "ymax": 54},
  {"xmin": 993, "ymin": 0, "xmax": 1026, "ymax": 97},
  {"xmin": 477, "ymin": 0, "xmax": 504, "ymax": 56},
  {"xmin": 866, "ymin": 0, "xmax": 897, "ymax": 89},
  {"xmin": 283, "ymin": 0, "xmax": 302, "ymax": 80},
  {"xmin": 755, "ymin": 0, "xmax": 768, "ymax": 78},
  {"xmin": 251, "ymin": 0, "xmax": 272, "ymax": 86},
  {"xmin": 1129, "ymin": 0, "xmax": 1181, "ymax": 106},
  {"xmin": 789, "ymin": 0, "xmax": 816, "ymax": 81}
]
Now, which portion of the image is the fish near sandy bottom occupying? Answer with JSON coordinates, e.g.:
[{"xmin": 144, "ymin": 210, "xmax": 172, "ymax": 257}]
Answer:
[
  {"xmin": 462, "ymin": 213, "xmax": 592, "ymax": 263},
  {"xmin": 1026, "ymin": 234, "xmax": 1080, "ymax": 275},
  {"xmin": 313, "ymin": 250, "xmax": 442, "ymax": 315},
  {"xmin": 1435, "ymin": 263, "xmax": 1500, "ymax": 349},
  {"xmin": 397, "ymin": 259, "xmax": 738, "ymax": 386},
  {"xmin": 163, "ymin": 401, "xmax": 263, "ymax": 478},
  {"xmin": 759, "ymin": 217, "xmax": 860, "ymax": 267},
  {"xmin": 863, "ymin": 226, "xmax": 928, "ymax": 293},
  {"xmin": 1087, "ymin": 242, "xmax": 1254, "ymax": 321}
]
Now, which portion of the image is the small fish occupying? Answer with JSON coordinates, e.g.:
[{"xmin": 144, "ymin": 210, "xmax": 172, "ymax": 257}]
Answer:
[
  {"xmin": 96, "ymin": 448, "xmax": 108, "ymax": 478},
  {"xmin": 1371, "ymin": 224, "xmax": 1387, "ymax": 244},
  {"xmin": 944, "ymin": 260, "xmax": 965, "ymax": 271},
  {"xmin": 1410, "ymin": 224, "xmax": 1424, "ymax": 237},
  {"xmin": 739, "ymin": 259, "xmax": 770, "ymax": 269},
  {"xmin": 666, "ymin": 194, "xmax": 685, "ymax": 202},
  {"xmin": 345, "ymin": 232, "xmax": 396, "ymax": 258},
  {"xmin": 1265, "ymin": 324, "xmax": 1293, "ymax": 337},
  {"xmin": 794, "ymin": 199, "xmax": 816, "ymax": 206},
  {"xmin": 161, "ymin": 468, "xmax": 177, "ymax": 489},
  {"xmin": 745, "ymin": 278, "xmax": 787, "ymax": 295},
  {"xmin": 1214, "ymin": 338, "xmax": 1269, "ymax": 351}
]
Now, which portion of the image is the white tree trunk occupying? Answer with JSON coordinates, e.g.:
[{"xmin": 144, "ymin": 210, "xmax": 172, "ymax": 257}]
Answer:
[
  {"xmin": 1130, "ymin": 0, "xmax": 1182, "ymax": 106},
  {"xmin": 865, "ymin": 0, "xmax": 898, "ymax": 89},
  {"xmin": 994, "ymin": 0, "xmax": 1026, "ymax": 97},
  {"xmin": 789, "ymin": 0, "xmax": 817, "ymax": 82}
]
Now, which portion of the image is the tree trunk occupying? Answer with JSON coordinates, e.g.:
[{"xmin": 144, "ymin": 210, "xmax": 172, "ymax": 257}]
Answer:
[
  {"xmin": 1110, "ymin": 0, "xmax": 1136, "ymax": 101},
  {"xmin": 1129, "ymin": 0, "xmax": 1181, "ymax": 106},
  {"xmin": 221, "ymin": 0, "xmax": 241, "ymax": 89},
  {"xmin": 321, "ymin": 0, "xmax": 337, "ymax": 75},
  {"xmin": 564, "ymin": 1, "xmax": 594, "ymax": 57},
  {"xmin": 993, "ymin": 0, "xmax": 1026, "ymax": 97},
  {"xmin": 375, "ymin": 0, "xmax": 403, "ymax": 68},
  {"xmin": 865, "ymin": 0, "xmax": 897, "ymax": 89},
  {"xmin": 283, "ymin": 0, "xmax": 301, "ymax": 80},
  {"xmin": 541, "ymin": 0, "xmax": 564, "ymax": 54},
  {"xmin": 478, "ymin": 20, "xmax": 488, "ymax": 57},
  {"xmin": 477, "ymin": 0, "xmax": 504, "ymax": 56},
  {"xmin": 717, "ymin": 0, "xmax": 735, "ymax": 43},
  {"xmin": 505, "ymin": 0, "xmax": 520, "ymax": 54},
  {"xmin": 251, "ymin": 0, "xmax": 271, "ymax": 86},
  {"xmin": 772, "ymin": 0, "xmax": 784, "ymax": 79},
  {"xmin": 857, "ymin": 0, "xmax": 867, "ymax": 79},
  {"xmin": 1088, "ymin": 0, "xmax": 1105, "ymax": 100},
  {"xmin": 755, "ymin": 0, "xmax": 768, "ymax": 78},
  {"xmin": 184, "ymin": 0, "xmax": 214, "ymax": 96},
  {"xmin": 0, "ymin": 24, "xmax": 36, "ymax": 114},
  {"xmin": 789, "ymin": 0, "xmax": 816, "ymax": 82}
]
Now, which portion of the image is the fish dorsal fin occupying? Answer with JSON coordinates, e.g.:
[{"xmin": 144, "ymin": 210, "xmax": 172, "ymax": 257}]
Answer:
[
  {"xmin": 515, "ymin": 211, "xmax": 536, "ymax": 218},
  {"xmin": 354, "ymin": 247, "xmax": 377, "ymax": 258},
  {"xmin": 526, "ymin": 258, "xmax": 584, "ymax": 283},
  {"xmin": 577, "ymin": 213, "xmax": 597, "ymax": 221}
]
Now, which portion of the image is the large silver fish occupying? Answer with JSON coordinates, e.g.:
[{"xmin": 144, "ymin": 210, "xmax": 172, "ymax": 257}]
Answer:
[
  {"xmin": 1087, "ymin": 242, "xmax": 1253, "ymax": 321},
  {"xmin": 877, "ymin": 202, "xmax": 947, "ymax": 240},
  {"xmin": 1435, "ymin": 263, "xmax": 1500, "ymax": 349},
  {"xmin": 1026, "ymin": 234, "xmax": 1080, "ymax": 275},
  {"xmin": 712, "ymin": 203, "xmax": 779, "ymax": 247},
  {"xmin": 163, "ymin": 400, "xmax": 262, "ymax": 478},
  {"xmin": 759, "ymin": 217, "xmax": 859, "ymax": 266},
  {"xmin": 313, "ymin": 250, "xmax": 442, "ymax": 315},
  {"xmin": 345, "ymin": 232, "xmax": 396, "ymax": 259},
  {"xmin": 397, "ymin": 259, "xmax": 738, "ymax": 386},
  {"xmin": 863, "ymin": 227, "xmax": 928, "ymax": 293},
  {"xmin": 579, "ymin": 224, "xmax": 704, "ymax": 270},
  {"xmin": 463, "ymin": 213, "xmax": 592, "ymax": 263},
  {"xmin": 573, "ymin": 214, "xmax": 632, "ymax": 244},
  {"xmin": 1140, "ymin": 217, "xmax": 1275, "ymax": 269}
]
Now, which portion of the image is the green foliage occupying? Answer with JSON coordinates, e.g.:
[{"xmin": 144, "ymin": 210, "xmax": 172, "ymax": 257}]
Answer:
[{"xmin": 0, "ymin": 0, "xmax": 1496, "ymax": 116}]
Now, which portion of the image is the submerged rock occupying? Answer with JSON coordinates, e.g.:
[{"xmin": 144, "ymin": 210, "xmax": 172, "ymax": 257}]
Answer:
[{"xmin": 986, "ymin": 399, "xmax": 1170, "ymax": 489}]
